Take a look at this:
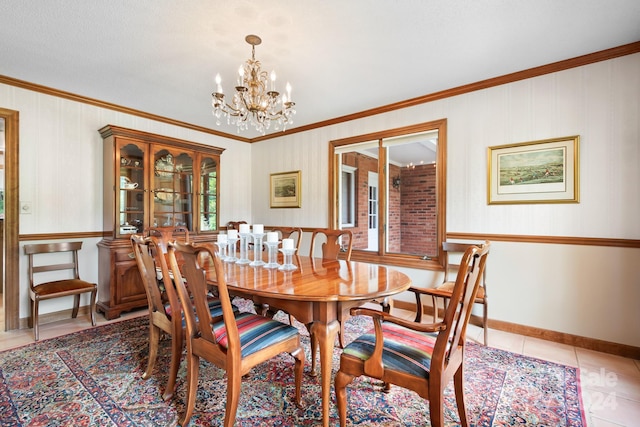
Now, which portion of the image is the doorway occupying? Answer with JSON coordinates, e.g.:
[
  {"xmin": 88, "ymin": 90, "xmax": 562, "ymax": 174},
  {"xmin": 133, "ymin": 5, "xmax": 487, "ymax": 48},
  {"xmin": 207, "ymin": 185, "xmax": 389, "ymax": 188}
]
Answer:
[{"xmin": 0, "ymin": 108, "xmax": 19, "ymax": 331}]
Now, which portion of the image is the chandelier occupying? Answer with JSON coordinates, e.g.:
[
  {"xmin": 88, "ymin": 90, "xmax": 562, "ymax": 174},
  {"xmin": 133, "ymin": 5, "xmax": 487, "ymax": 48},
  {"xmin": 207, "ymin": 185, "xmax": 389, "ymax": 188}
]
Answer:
[{"xmin": 212, "ymin": 34, "xmax": 296, "ymax": 134}]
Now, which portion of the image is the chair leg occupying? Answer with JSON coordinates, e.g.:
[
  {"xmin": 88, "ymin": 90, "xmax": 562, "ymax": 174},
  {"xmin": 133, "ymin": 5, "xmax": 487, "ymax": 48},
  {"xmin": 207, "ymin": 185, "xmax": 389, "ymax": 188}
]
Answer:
[
  {"xmin": 428, "ymin": 389, "xmax": 444, "ymax": 427},
  {"xmin": 335, "ymin": 371, "xmax": 355, "ymax": 427},
  {"xmin": 337, "ymin": 321, "xmax": 346, "ymax": 349},
  {"xmin": 308, "ymin": 323, "xmax": 318, "ymax": 376},
  {"xmin": 454, "ymin": 363, "xmax": 469, "ymax": 427},
  {"xmin": 380, "ymin": 297, "xmax": 391, "ymax": 313},
  {"xmin": 291, "ymin": 346, "xmax": 305, "ymax": 405},
  {"xmin": 31, "ymin": 297, "xmax": 39, "ymax": 341},
  {"xmin": 89, "ymin": 289, "xmax": 97, "ymax": 326},
  {"xmin": 71, "ymin": 294, "xmax": 80, "ymax": 318},
  {"xmin": 142, "ymin": 324, "xmax": 161, "ymax": 381},
  {"xmin": 483, "ymin": 301, "xmax": 488, "ymax": 346},
  {"xmin": 224, "ymin": 365, "xmax": 242, "ymax": 427},
  {"xmin": 179, "ymin": 351, "xmax": 200, "ymax": 427},
  {"xmin": 163, "ymin": 329, "xmax": 182, "ymax": 400}
]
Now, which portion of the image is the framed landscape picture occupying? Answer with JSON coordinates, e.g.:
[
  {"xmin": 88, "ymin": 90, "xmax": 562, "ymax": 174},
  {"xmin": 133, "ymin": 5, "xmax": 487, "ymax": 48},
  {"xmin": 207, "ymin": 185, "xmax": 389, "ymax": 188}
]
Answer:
[
  {"xmin": 487, "ymin": 136, "xmax": 579, "ymax": 204},
  {"xmin": 270, "ymin": 170, "xmax": 301, "ymax": 208}
]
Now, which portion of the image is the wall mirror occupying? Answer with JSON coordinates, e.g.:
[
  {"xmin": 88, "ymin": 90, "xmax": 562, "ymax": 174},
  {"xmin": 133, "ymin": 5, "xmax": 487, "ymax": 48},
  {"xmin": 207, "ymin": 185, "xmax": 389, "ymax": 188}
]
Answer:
[{"xmin": 329, "ymin": 119, "xmax": 446, "ymax": 269}]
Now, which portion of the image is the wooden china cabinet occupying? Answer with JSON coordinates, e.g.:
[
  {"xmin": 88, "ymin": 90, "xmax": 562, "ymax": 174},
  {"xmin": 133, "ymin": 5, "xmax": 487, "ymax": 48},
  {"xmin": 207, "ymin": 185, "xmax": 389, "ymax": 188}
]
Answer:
[{"xmin": 97, "ymin": 125, "xmax": 224, "ymax": 319}]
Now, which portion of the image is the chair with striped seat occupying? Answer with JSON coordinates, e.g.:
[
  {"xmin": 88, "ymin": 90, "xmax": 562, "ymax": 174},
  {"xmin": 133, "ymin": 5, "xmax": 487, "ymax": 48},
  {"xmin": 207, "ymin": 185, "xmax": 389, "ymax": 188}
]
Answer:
[
  {"xmin": 335, "ymin": 241, "xmax": 490, "ymax": 427},
  {"xmin": 168, "ymin": 241, "xmax": 305, "ymax": 427},
  {"xmin": 131, "ymin": 234, "xmax": 227, "ymax": 401}
]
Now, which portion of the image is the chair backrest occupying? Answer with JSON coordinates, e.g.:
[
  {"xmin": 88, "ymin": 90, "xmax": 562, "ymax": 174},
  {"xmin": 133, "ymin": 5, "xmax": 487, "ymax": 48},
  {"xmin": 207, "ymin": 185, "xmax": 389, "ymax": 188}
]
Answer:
[
  {"xmin": 146, "ymin": 226, "xmax": 190, "ymax": 254},
  {"xmin": 131, "ymin": 234, "xmax": 178, "ymax": 318},
  {"xmin": 442, "ymin": 241, "xmax": 487, "ymax": 290},
  {"xmin": 434, "ymin": 242, "xmax": 490, "ymax": 368},
  {"xmin": 309, "ymin": 228, "xmax": 353, "ymax": 260},
  {"xmin": 271, "ymin": 227, "xmax": 303, "ymax": 251},
  {"xmin": 24, "ymin": 241, "xmax": 84, "ymax": 291},
  {"xmin": 168, "ymin": 241, "xmax": 238, "ymax": 356}
]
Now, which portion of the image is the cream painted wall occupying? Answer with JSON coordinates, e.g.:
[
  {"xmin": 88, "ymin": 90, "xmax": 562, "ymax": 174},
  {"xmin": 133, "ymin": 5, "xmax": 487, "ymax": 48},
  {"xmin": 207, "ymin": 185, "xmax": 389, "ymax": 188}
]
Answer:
[
  {"xmin": 0, "ymin": 83, "xmax": 252, "ymax": 318},
  {"xmin": 251, "ymin": 53, "xmax": 640, "ymax": 347}
]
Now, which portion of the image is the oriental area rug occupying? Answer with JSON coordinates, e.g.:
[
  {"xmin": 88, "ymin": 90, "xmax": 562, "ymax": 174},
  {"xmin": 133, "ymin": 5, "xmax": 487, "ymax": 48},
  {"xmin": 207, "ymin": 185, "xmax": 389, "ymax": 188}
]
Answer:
[{"xmin": 0, "ymin": 299, "xmax": 586, "ymax": 426}]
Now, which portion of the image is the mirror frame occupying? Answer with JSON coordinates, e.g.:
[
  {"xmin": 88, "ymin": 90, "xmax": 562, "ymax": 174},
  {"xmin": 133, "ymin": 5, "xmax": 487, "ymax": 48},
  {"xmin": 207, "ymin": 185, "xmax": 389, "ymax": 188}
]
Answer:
[{"xmin": 329, "ymin": 118, "xmax": 447, "ymax": 269}]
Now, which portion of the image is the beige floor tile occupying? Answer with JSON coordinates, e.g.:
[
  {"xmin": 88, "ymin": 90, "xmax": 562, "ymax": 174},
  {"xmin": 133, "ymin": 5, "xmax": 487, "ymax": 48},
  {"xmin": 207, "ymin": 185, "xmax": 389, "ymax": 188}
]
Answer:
[
  {"xmin": 589, "ymin": 416, "xmax": 628, "ymax": 427},
  {"xmin": 584, "ymin": 389, "xmax": 640, "ymax": 427},
  {"xmin": 523, "ymin": 336, "xmax": 579, "ymax": 367},
  {"xmin": 484, "ymin": 328, "xmax": 525, "ymax": 354},
  {"xmin": 581, "ymin": 368, "xmax": 640, "ymax": 403},
  {"xmin": 577, "ymin": 348, "xmax": 640, "ymax": 379}
]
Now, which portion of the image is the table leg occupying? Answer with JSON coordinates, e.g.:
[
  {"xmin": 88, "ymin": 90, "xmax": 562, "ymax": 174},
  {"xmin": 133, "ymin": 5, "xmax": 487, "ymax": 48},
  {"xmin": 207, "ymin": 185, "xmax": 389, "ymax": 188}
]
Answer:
[{"xmin": 310, "ymin": 319, "xmax": 340, "ymax": 427}]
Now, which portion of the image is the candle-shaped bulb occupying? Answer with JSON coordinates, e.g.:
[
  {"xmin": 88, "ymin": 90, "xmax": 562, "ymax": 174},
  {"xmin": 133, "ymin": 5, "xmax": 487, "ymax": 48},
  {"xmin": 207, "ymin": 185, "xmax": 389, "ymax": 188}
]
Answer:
[
  {"xmin": 270, "ymin": 70, "xmax": 276, "ymax": 91},
  {"xmin": 239, "ymin": 223, "xmax": 250, "ymax": 234},
  {"xmin": 252, "ymin": 224, "xmax": 264, "ymax": 234},
  {"xmin": 282, "ymin": 238, "xmax": 294, "ymax": 250},
  {"xmin": 238, "ymin": 66, "xmax": 244, "ymax": 85},
  {"xmin": 286, "ymin": 82, "xmax": 292, "ymax": 100},
  {"xmin": 215, "ymin": 73, "xmax": 223, "ymax": 93},
  {"xmin": 266, "ymin": 232, "xmax": 278, "ymax": 243}
]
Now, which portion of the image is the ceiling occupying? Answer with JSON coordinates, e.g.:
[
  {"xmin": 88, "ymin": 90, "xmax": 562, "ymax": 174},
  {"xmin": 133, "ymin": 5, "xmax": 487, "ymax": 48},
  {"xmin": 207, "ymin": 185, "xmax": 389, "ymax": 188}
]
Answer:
[{"xmin": 1, "ymin": 1, "xmax": 639, "ymax": 139}]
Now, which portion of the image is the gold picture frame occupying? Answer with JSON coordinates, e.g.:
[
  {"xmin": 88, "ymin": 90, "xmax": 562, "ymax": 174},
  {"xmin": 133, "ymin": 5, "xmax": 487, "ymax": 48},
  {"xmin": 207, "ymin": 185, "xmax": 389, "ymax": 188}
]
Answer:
[
  {"xmin": 270, "ymin": 170, "xmax": 301, "ymax": 208},
  {"xmin": 487, "ymin": 136, "xmax": 579, "ymax": 204}
]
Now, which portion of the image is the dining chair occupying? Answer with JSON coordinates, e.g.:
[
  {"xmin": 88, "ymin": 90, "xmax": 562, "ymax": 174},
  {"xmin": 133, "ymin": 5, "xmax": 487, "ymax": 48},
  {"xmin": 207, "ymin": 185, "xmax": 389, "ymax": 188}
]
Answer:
[
  {"xmin": 310, "ymin": 228, "xmax": 390, "ymax": 337},
  {"xmin": 410, "ymin": 241, "xmax": 489, "ymax": 345},
  {"xmin": 167, "ymin": 241, "xmax": 305, "ymax": 427},
  {"xmin": 301, "ymin": 228, "xmax": 355, "ymax": 375},
  {"xmin": 309, "ymin": 228, "xmax": 352, "ymax": 260},
  {"xmin": 131, "ymin": 234, "xmax": 226, "ymax": 401},
  {"xmin": 24, "ymin": 241, "xmax": 97, "ymax": 341},
  {"xmin": 270, "ymin": 226, "xmax": 303, "ymax": 251},
  {"xmin": 335, "ymin": 241, "xmax": 490, "ymax": 427}
]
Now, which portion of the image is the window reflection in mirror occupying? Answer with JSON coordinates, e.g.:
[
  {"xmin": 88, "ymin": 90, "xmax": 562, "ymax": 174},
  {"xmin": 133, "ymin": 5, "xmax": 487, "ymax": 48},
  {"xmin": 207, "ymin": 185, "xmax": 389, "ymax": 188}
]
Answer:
[{"xmin": 330, "ymin": 119, "xmax": 446, "ymax": 267}]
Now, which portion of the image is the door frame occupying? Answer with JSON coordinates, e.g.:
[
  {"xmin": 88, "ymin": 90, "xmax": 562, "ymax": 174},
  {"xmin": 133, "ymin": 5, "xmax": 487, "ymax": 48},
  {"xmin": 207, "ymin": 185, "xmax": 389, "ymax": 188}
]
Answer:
[{"xmin": 1, "ymin": 108, "xmax": 19, "ymax": 330}]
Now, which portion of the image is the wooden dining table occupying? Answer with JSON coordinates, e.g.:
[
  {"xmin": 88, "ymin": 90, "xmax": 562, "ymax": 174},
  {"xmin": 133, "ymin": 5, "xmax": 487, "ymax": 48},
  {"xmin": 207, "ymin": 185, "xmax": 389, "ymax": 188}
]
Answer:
[{"xmin": 202, "ymin": 254, "xmax": 412, "ymax": 427}]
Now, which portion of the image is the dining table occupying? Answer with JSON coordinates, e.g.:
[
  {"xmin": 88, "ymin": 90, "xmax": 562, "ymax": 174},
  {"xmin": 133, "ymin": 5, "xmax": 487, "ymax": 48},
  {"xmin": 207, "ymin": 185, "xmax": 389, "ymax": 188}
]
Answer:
[{"xmin": 202, "ymin": 254, "xmax": 412, "ymax": 427}]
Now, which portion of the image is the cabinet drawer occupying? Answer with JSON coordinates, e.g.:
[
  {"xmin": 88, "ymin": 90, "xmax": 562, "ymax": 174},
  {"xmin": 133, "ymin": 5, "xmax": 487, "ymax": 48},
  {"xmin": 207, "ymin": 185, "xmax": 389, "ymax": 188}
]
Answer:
[{"xmin": 115, "ymin": 249, "xmax": 136, "ymax": 262}]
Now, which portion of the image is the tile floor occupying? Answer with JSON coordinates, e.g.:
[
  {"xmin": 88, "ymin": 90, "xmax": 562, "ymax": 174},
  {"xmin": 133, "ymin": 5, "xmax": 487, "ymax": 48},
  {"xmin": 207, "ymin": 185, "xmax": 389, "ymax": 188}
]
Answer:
[{"xmin": 0, "ymin": 301, "xmax": 638, "ymax": 426}]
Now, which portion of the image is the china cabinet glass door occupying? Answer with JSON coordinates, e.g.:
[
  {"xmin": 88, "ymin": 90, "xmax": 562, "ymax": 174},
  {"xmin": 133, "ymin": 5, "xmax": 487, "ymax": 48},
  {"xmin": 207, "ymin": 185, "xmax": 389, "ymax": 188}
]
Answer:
[
  {"xmin": 118, "ymin": 142, "xmax": 145, "ymax": 236},
  {"xmin": 152, "ymin": 146, "xmax": 194, "ymax": 230},
  {"xmin": 199, "ymin": 155, "xmax": 218, "ymax": 231}
]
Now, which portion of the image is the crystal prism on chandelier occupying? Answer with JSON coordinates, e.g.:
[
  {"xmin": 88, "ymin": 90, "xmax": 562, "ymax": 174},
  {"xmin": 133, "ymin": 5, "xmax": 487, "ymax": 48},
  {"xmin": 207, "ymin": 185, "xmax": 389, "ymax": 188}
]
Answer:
[{"xmin": 212, "ymin": 34, "xmax": 296, "ymax": 134}]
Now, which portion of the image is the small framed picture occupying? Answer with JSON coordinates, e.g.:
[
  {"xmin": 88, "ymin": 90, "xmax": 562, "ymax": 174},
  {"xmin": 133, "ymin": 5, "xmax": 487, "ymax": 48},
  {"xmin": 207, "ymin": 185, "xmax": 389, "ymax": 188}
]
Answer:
[
  {"xmin": 270, "ymin": 170, "xmax": 301, "ymax": 208},
  {"xmin": 488, "ymin": 136, "xmax": 579, "ymax": 204}
]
